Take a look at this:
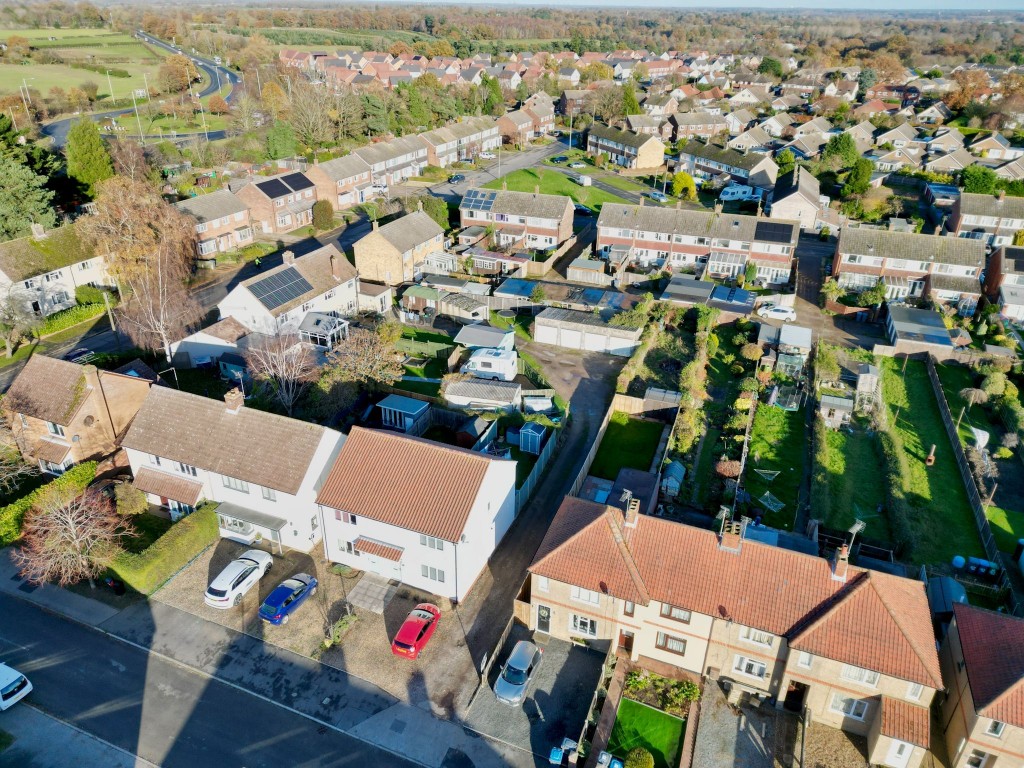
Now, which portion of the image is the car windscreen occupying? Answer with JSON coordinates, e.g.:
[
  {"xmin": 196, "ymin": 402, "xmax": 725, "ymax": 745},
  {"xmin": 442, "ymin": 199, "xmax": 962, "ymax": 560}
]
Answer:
[
  {"xmin": 411, "ymin": 610, "xmax": 434, "ymax": 621},
  {"xmin": 1, "ymin": 675, "xmax": 27, "ymax": 699},
  {"xmin": 501, "ymin": 664, "xmax": 528, "ymax": 686},
  {"xmin": 393, "ymin": 641, "xmax": 414, "ymax": 651}
]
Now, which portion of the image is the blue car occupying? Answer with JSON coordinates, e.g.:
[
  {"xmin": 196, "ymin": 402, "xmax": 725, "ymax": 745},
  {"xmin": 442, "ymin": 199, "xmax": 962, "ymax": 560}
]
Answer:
[{"xmin": 258, "ymin": 573, "xmax": 318, "ymax": 625}]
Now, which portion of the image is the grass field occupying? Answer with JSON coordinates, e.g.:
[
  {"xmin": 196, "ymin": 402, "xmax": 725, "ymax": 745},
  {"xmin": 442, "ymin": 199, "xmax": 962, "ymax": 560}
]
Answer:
[
  {"xmin": 607, "ymin": 698, "xmax": 685, "ymax": 768},
  {"xmin": 483, "ymin": 168, "xmax": 628, "ymax": 212},
  {"xmin": 882, "ymin": 359, "xmax": 983, "ymax": 564},
  {"xmin": 820, "ymin": 428, "xmax": 890, "ymax": 539},
  {"xmin": 746, "ymin": 406, "xmax": 806, "ymax": 530},
  {"xmin": 230, "ymin": 27, "xmax": 437, "ymax": 49},
  {"xmin": 590, "ymin": 412, "xmax": 664, "ymax": 481}
]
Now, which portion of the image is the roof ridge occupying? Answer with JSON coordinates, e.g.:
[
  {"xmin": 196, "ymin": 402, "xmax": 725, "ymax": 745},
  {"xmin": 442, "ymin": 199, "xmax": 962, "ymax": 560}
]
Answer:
[
  {"xmin": 788, "ymin": 570, "xmax": 872, "ymax": 645},
  {"xmin": 351, "ymin": 425, "xmax": 504, "ymax": 463},
  {"xmin": 154, "ymin": 386, "xmax": 325, "ymax": 433},
  {"xmin": 603, "ymin": 509, "xmax": 652, "ymax": 605},
  {"xmin": 530, "ymin": 506, "xmax": 608, "ymax": 573},
  {"xmin": 868, "ymin": 575, "xmax": 944, "ymax": 687}
]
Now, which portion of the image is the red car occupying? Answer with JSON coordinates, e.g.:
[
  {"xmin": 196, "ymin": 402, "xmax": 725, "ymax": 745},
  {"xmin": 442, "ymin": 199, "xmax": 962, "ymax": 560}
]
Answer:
[{"xmin": 390, "ymin": 603, "xmax": 441, "ymax": 659}]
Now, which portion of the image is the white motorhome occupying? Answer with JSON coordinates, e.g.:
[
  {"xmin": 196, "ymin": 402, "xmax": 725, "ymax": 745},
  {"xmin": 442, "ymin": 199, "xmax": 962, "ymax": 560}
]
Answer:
[
  {"xmin": 719, "ymin": 184, "xmax": 762, "ymax": 202},
  {"xmin": 461, "ymin": 348, "xmax": 519, "ymax": 381}
]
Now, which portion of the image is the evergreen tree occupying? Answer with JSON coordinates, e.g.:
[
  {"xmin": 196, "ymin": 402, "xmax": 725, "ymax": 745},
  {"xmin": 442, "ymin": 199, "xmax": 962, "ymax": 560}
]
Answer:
[
  {"xmin": 0, "ymin": 156, "xmax": 56, "ymax": 241},
  {"xmin": 65, "ymin": 119, "xmax": 113, "ymax": 198},
  {"xmin": 757, "ymin": 57, "xmax": 783, "ymax": 78},
  {"xmin": 842, "ymin": 158, "xmax": 874, "ymax": 197},
  {"xmin": 266, "ymin": 121, "xmax": 297, "ymax": 160},
  {"xmin": 622, "ymin": 83, "xmax": 641, "ymax": 116},
  {"xmin": 776, "ymin": 149, "xmax": 796, "ymax": 177},
  {"xmin": 961, "ymin": 165, "xmax": 999, "ymax": 195},
  {"xmin": 822, "ymin": 132, "xmax": 859, "ymax": 168},
  {"xmin": 481, "ymin": 75, "xmax": 504, "ymax": 116}
]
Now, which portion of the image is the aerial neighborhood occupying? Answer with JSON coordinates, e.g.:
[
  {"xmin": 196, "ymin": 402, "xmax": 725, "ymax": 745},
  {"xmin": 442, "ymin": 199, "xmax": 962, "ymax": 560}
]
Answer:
[{"xmin": 2, "ymin": 4, "xmax": 1024, "ymax": 768}]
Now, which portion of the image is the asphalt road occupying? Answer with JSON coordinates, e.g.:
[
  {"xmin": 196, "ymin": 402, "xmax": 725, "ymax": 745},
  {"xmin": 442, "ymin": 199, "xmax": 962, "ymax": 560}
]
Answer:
[
  {"xmin": 41, "ymin": 31, "xmax": 240, "ymax": 149},
  {"xmin": 0, "ymin": 593, "xmax": 417, "ymax": 768},
  {"xmin": 427, "ymin": 138, "xmax": 569, "ymax": 202}
]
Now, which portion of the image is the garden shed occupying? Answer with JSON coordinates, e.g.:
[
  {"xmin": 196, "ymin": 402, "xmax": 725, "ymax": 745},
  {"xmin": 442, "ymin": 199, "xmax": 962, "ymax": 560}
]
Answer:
[{"xmin": 519, "ymin": 422, "xmax": 548, "ymax": 455}]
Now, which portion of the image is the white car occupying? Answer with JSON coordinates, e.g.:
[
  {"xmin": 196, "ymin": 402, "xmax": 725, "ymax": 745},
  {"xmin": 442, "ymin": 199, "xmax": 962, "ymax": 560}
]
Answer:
[
  {"xmin": 479, "ymin": 151, "xmax": 497, "ymax": 159},
  {"xmin": 0, "ymin": 663, "xmax": 32, "ymax": 710},
  {"xmin": 204, "ymin": 550, "xmax": 273, "ymax": 609},
  {"xmin": 568, "ymin": 162, "xmax": 586, "ymax": 169},
  {"xmin": 757, "ymin": 304, "xmax": 798, "ymax": 323}
]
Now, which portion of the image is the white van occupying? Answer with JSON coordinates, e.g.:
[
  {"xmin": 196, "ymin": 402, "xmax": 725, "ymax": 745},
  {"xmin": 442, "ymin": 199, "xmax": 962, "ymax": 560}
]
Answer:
[
  {"xmin": 461, "ymin": 348, "xmax": 519, "ymax": 382},
  {"xmin": 575, "ymin": 174, "xmax": 592, "ymax": 187}
]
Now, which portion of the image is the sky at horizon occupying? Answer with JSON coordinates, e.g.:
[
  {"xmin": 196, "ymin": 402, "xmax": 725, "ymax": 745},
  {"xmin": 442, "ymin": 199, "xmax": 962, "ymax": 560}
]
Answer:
[{"xmin": 357, "ymin": 0, "xmax": 1023, "ymax": 9}]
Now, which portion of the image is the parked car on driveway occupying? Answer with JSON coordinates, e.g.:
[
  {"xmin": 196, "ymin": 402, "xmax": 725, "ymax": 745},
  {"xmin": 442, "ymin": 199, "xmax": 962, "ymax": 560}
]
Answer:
[
  {"xmin": 448, "ymin": 174, "xmax": 466, "ymax": 183},
  {"xmin": 551, "ymin": 155, "xmax": 568, "ymax": 163},
  {"xmin": 757, "ymin": 304, "xmax": 798, "ymax": 323},
  {"xmin": 0, "ymin": 663, "xmax": 32, "ymax": 710},
  {"xmin": 494, "ymin": 640, "xmax": 543, "ymax": 705},
  {"xmin": 479, "ymin": 151, "xmax": 497, "ymax": 160},
  {"xmin": 258, "ymin": 573, "xmax": 318, "ymax": 625},
  {"xmin": 63, "ymin": 347, "xmax": 94, "ymax": 364},
  {"xmin": 204, "ymin": 550, "xmax": 273, "ymax": 609},
  {"xmin": 568, "ymin": 162, "xmax": 586, "ymax": 169},
  {"xmin": 644, "ymin": 190, "xmax": 670, "ymax": 203},
  {"xmin": 391, "ymin": 603, "xmax": 441, "ymax": 659}
]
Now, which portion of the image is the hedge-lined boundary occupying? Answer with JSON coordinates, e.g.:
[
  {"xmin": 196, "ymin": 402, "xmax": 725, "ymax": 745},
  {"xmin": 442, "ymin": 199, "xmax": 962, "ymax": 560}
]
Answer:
[
  {"xmin": 0, "ymin": 463, "xmax": 98, "ymax": 547},
  {"xmin": 111, "ymin": 504, "xmax": 219, "ymax": 595},
  {"xmin": 39, "ymin": 303, "xmax": 106, "ymax": 337}
]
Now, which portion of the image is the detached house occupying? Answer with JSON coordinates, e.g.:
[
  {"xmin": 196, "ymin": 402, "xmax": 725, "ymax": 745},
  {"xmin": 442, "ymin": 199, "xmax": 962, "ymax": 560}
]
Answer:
[
  {"xmin": 352, "ymin": 210, "xmax": 445, "ymax": 285},
  {"xmin": 217, "ymin": 245, "xmax": 358, "ymax": 336},
  {"xmin": 525, "ymin": 500, "xmax": 941, "ymax": 768},
  {"xmin": 417, "ymin": 116, "xmax": 501, "ymax": 167},
  {"xmin": 123, "ymin": 387, "xmax": 343, "ymax": 541},
  {"xmin": 459, "ymin": 188, "xmax": 573, "ymax": 251},
  {"xmin": 587, "ymin": 124, "xmax": 666, "ymax": 170},
  {"xmin": 949, "ymin": 191, "xmax": 1024, "ymax": 248},
  {"xmin": 316, "ymin": 426, "xmax": 516, "ymax": 603},
  {"xmin": 305, "ymin": 154, "xmax": 374, "ymax": 212},
  {"xmin": 5, "ymin": 356, "xmax": 153, "ymax": 475},
  {"xmin": 175, "ymin": 190, "xmax": 253, "ymax": 258},
  {"xmin": 235, "ymin": 172, "xmax": 318, "ymax": 235},
  {"xmin": 969, "ymin": 132, "xmax": 1024, "ymax": 161}
]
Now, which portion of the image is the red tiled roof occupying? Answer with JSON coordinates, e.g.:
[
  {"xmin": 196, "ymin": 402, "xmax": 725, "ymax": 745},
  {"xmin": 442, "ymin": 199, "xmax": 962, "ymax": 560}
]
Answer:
[
  {"xmin": 880, "ymin": 697, "xmax": 930, "ymax": 748},
  {"xmin": 353, "ymin": 537, "xmax": 404, "ymax": 562},
  {"xmin": 530, "ymin": 498, "xmax": 941, "ymax": 687},
  {"xmin": 33, "ymin": 438, "xmax": 72, "ymax": 465},
  {"xmin": 316, "ymin": 427, "xmax": 506, "ymax": 542},
  {"xmin": 954, "ymin": 603, "xmax": 1024, "ymax": 729},
  {"xmin": 133, "ymin": 467, "xmax": 204, "ymax": 506}
]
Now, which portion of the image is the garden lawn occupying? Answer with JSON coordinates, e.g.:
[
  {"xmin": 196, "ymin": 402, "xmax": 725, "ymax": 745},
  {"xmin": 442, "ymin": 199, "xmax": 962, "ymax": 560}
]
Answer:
[
  {"xmin": 882, "ymin": 359, "xmax": 983, "ymax": 564},
  {"xmin": 820, "ymin": 429, "xmax": 890, "ymax": 539},
  {"xmin": 935, "ymin": 363, "xmax": 1003, "ymax": 446},
  {"xmin": 607, "ymin": 698, "xmax": 685, "ymax": 768},
  {"xmin": 746, "ymin": 406, "xmax": 806, "ymax": 529},
  {"xmin": 590, "ymin": 412, "xmax": 664, "ymax": 481},
  {"xmin": 483, "ymin": 168, "xmax": 628, "ymax": 212},
  {"xmin": 125, "ymin": 513, "xmax": 174, "ymax": 554},
  {"xmin": 489, "ymin": 310, "xmax": 532, "ymax": 340},
  {"xmin": 392, "ymin": 379, "xmax": 441, "ymax": 398}
]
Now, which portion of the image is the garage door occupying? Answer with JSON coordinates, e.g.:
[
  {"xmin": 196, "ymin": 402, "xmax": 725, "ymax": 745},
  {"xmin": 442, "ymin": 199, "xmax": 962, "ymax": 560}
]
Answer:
[
  {"xmin": 583, "ymin": 331, "xmax": 607, "ymax": 352},
  {"xmin": 338, "ymin": 191, "xmax": 354, "ymax": 206},
  {"xmin": 534, "ymin": 324, "xmax": 559, "ymax": 347},
  {"xmin": 606, "ymin": 338, "xmax": 637, "ymax": 357},
  {"xmin": 559, "ymin": 329, "xmax": 582, "ymax": 349}
]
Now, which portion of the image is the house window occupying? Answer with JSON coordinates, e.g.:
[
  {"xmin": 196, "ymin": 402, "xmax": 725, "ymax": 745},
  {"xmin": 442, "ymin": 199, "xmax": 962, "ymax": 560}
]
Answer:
[
  {"xmin": 344, "ymin": 540, "xmax": 355, "ymax": 555},
  {"xmin": 797, "ymin": 651, "xmax": 812, "ymax": 669},
  {"xmin": 624, "ymin": 600, "xmax": 635, "ymax": 617},
  {"xmin": 660, "ymin": 604, "xmax": 691, "ymax": 623},
  {"xmin": 656, "ymin": 632, "xmax": 687, "ymax": 656},
  {"xmin": 830, "ymin": 694, "xmax": 869, "ymax": 721},
  {"xmin": 733, "ymin": 656, "xmax": 767, "ymax": 679},
  {"xmin": 46, "ymin": 422, "xmax": 64, "ymax": 437},
  {"xmin": 149, "ymin": 454, "xmax": 161, "ymax": 466},
  {"xmin": 78, "ymin": 262, "xmax": 91, "ymax": 271},
  {"xmin": 571, "ymin": 614, "xmax": 597, "ymax": 637},
  {"xmin": 311, "ymin": 514, "xmax": 318, "ymax": 532},
  {"xmin": 571, "ymin": 586, "xmax": 601, "ymax": 606},
  {"xmin": 907, "ymin": 682, "xmax": 923, "ymax": 701},
  {"xmin": 985, "ymin": 720, "xmax": 1005, "ymax": 738},
  {"xmin": 536, "ymin": 576, "xmax": 549, "ymax": 592},
  {"xmin": 337, "ymin": 511, "xmax": 357, "ymax": 525},
  {"xmin": 966, "ymin": 751, "xmax": 989, "ymax": 768},
  {"xmin": 222, "ymin": 476, "xmax": 250, "ymax": 494},
  {"xmin": 196, "ymin": 222, "xmax": 208, "ymax": 233},
  {"xmin": 420, "ymin": 534, "xmax": 444, "ymax": 551},
  {"xmin": 262, "ymin": 487, "xmax": 276, "ymax": 502},
  {"xmin": 421, "ymin": 565, "xmax": 445, "ymax": 583},
  {"xmin": 741, "ymin": 627, "xmax": 774, "ymax": 647},
  {"xmin": 177, "ymin": 462, "xmax": 197, "ymax": 476},
  {"xmin": 841, "ymin": 665, "xmax": 879, "ymax": 687}
]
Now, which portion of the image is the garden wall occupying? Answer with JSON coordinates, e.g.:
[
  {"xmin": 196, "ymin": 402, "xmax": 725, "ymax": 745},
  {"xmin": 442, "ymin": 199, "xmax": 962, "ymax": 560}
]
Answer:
[{"xmin": 525, "ymin": 233, "xmax": 578, "ymax": 277}]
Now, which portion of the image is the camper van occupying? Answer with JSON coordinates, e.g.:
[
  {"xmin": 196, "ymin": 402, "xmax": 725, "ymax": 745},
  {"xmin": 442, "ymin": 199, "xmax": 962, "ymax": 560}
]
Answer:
[
  {"xmin": 719, "ymin": 184, "xmax": 762, "ymax": 202},
  {"xmin": 461, "ymin": 348, "xmax": 519, "ymax": 382}
]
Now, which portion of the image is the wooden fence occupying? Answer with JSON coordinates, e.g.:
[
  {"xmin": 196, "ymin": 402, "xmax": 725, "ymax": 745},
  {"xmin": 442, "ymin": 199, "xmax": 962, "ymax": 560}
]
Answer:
[
  {"xmin": 570, "ymin": 404, "xmax": 615, "ymax": 497},
  {"xmin": 516, "ymin": 425, "xmax": 560, "ymax": 513},
  {"xmin": 525, "ymin": 232, "xmax": 578, "ymax": 277}
]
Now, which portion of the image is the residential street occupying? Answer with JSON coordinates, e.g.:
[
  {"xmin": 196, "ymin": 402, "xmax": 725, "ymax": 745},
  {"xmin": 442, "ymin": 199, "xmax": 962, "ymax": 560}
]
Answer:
[{"xmin": 429, "ymin": 139, "xmax": 569, "ymax": 202}]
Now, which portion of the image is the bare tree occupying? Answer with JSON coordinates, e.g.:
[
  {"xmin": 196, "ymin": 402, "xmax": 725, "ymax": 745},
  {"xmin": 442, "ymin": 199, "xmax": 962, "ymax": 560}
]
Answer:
[
  {"xmin": 79, "ymin": 177, "xmax": 201, "ymax": 362},
  {"xmin": 14, "ymin": 488, "xmax": 128, "ymax": 589},
  {"xmin": 109, "ymin": 140, "xmax": 151, "ymax": 184},
  {"xmin": 244, "ymin": 333, "xmax": 318, "ymax": 416},
  {"xmin": 325, "ymin": 321, "xmax": 404, "ymax": 389},
  {"xmin": 0, "ymin": 284, "xmax": 40, "ymax": 358},
  {"xmin": 289, "ymin": 82, "xmax": 334, "ymax": 147},
  {"xmin": 0, "ymin": 407, "xmax": 39, "ymax": 491},
  {"xmin": 960, "ymin": 387, "xmax": 988, "ymax": 412},
  {"xmin": 229, "ymin": 93, "xmax": 262, "ymax": 135}
]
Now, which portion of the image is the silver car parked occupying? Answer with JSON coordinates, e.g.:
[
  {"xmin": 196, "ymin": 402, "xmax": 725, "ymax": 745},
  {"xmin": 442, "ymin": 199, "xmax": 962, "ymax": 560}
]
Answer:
[{"xmin": 493, "ymin": 640, "xmax": 543, "ymax": 705}]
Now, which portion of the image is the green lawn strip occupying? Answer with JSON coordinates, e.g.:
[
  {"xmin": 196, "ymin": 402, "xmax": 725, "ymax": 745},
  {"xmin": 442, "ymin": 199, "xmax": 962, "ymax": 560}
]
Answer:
[
  {"xmin": 934, "ymin": 363, "xmax": 1003, "ymax": 447},
  {"xmin": 986, "ymin": 505, "xmax": 1024, "ymax": 553},
  {"xmin": 881, "ymin": 359, "xmax": 984, "ymax": 564},
  {"xmin": 607, "ymin": 698, "xmax": 685, "ymax": 768},
  {"xmin": 745, "ymin": 407, "xmax": 806, "ymax": 530},
  {"xmin": 403, "ymin": 357, "xmax": 445, "ymax": 379},
  {"xmin": 392, "ymin": 379, "xmax": 441, "ymax": 398},
  {"xmin": 401, "ymin": 327, "xmax": 452, "ymax": 344},
  {"xmin": 820, "ymin": 429, "xmax": 890, "ymax": 540},
  {"xmin": 482, "ymin": 168, "xmax": 628, "ymax": 212},
  {"xmin": 489, "ymin": 310, "xmax": 533, "ymax": 341},
  {"xmin": 694, "ymin": 426, "xmax": 722, "ymax": 506},
  {"xmin": 590, "ymin": 412, "xmax": 664, "ymax": 481}
]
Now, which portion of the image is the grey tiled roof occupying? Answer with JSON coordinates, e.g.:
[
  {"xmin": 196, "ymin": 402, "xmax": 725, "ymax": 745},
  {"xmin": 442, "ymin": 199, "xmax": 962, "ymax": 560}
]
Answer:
[
  {"xmin": 312, "ymin": 154, "xmax": 372, "ymax": 182},
  {"xmin": 959, "ymin": 192, "xmax": 1024, "ymax": 220},
  {"xmin": 588, "ymin": 123, "xmax": 660, "ymax": 149},
  {"xmin": 838, "ymin": 228, "xmax": 984, "ymax": 267},
  {"xmin": 175, "ymin": 190, "xmax": 248, "ymax": 223},
  {"xmin": 372, "ymin": 211, "xmax": 444, "ymax": 253},
  {"xmin": 773, "ymin": 166, "xmax": 820, "ymax": 206},
  {"xmin": 677, "ymin": 140, "xmax": 773, "ymax": 172},
  {"xmin": 240, "ymin": 244, "xmax": 356, "ymax": 317},
  {"xmin": 352, "ymin": 135, "xmax": 426, "ymax": 167},
  {"xmin": 418, "ymin": 116, "xmax": 497, "ymax": 148},
  {"xmin": 597, "ymin": 203, "xmax": 799, "ymax": 245},
  {"xmin": 461, "ymin": 188, "xmax": 573, "ymax": 222}
]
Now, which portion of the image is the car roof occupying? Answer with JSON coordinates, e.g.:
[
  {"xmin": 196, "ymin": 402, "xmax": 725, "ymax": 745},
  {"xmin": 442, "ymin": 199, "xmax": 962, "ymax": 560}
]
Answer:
[
  {"xmin": 395, "ymin": 612, "xmax": 432, "ymax": 643},
  {"xmin": 210, "ymin": 559, "xmax": 257, "ymax": 589},
  {"xmin": 0, "ymin": 664, "xmax": 22, "ymax": 687},
  {"xmin": 507, "ymin": 640, "xmax": 538, "ymax": 667}
]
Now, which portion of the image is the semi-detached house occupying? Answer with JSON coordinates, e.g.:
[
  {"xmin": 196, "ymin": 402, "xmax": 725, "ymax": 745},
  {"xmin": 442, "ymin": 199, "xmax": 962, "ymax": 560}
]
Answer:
[
  {"xmin": 235, "ymin": 172, "xmax": 317, "ymax": 235},
  {"xmin": 596, "ymin": 203, "xmax": 799, "ymax": 286},
  {"xmin": 122, "ymin": 386, "xmax": 344, "ymax": 547},
  {"xmin": 525, "ymin": 498, "xmax": 942, "ymax": 768},
  {"xmin": 949, "ymin": 191, "xmax": 1024, "ymax": 248},
  {"xmin": 305, "ymin": 154, "xmax": 373, "ymax": 212},
  {"xmin": 316, "ymin": 427, "xmax": 516, "ymax": 603},
  {"xmin": 175, "ymin": 189, "xmax": 253, "ymax": 258},
  {"xmin": 587, "ymin": 123, "xmax": 666, "ymax": 170},
  {"xmin": 352, "ymin": 210, "xmax": 446, "ymax": 286},
  {"xmin": 983, "ymin": 245, "xmax": 1024, "ymax": 320},
  {"xmin": 459, "ymin": 188, "xmax": 574, "ymax": 251}
]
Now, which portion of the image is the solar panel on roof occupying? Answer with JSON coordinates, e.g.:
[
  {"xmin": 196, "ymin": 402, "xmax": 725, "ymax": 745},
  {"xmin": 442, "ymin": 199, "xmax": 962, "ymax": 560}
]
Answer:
[
  {"xmin": 754, "ymin": 221, "xmax": 796, "ymax": 244},
  {"xmin": 282, "ymin": 173, "xmax": 313, "ymax": 192},
  {"xmin": 247, "ymin": 266, "xmax": 314, "ymax": 311},
  {"xmin": 461, "ymin": 189, "xmax": 497, "ymax": 212},
  {"xmin": 256, "ymin": 179, "xmax": 289, "ymax": 199}
]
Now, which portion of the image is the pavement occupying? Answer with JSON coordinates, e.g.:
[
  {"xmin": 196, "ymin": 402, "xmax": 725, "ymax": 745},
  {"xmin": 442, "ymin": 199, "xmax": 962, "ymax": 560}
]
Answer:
[
  {"xmin": 347, "ymin": 572, "xmax": 398, "ymax": 613},
  {"xmin": 0, "ymin": 549, "xmax": 120, "ymax": 627}
]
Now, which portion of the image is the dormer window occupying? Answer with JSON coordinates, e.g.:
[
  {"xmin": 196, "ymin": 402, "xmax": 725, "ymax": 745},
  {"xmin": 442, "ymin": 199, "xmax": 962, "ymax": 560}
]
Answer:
[{"xmin": 46, "ymin": 422, "xmax": 64, "ymax": 437}]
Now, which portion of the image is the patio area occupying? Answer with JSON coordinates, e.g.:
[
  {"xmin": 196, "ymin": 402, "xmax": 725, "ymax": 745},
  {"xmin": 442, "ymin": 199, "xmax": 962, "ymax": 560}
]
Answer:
[{"xmin": 691, "ymin": 682, "xmax": 800, "ymax": 768}]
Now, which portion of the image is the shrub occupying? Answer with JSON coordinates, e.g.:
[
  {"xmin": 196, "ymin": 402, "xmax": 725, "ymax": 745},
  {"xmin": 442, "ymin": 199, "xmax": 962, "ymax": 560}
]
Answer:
[
  {"xmin": 982, "ymin": 372, "xmax": 1007, "ymax": 397},
  {"xmin": 37, "ymin": 303, "xmax": 106, "ymax": 336},
  {"xmin": 994, "ymin": 446, "xmax": 1014, "ymax": 460},
  {"xmin": 114, "ymin": 483, "xmax": 148, "ymax": 516},
  {"xmin": 75, "ymin": 285, "xmax": 107, "ymax": 306},
  {"xmin": 110, "ymin": 503, "xmax": 218, "ymax": 594},
  {"xmin": 624, "ymin": 747, "xmax": 655, "ymax": 768},
  {"xmin": 0, "ymin": 462, "xmax": 97, "ymax": 547},
  {"xmin": 312, "ymin": 199, "xmax": 334, "ymax": 231}
]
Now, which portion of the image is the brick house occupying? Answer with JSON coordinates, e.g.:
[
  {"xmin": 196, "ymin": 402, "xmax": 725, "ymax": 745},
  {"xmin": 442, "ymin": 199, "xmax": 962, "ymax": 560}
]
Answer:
[
  {"xmin": 351, "ymin": 135, "xmax": 428, "ymax": 191},
  {"xmin": 769, "ymin": 167, "xmax": 825, "ymax": 230},
  {"xmin": 587, "ymin": 123, "xmax": 666, "ymax": 170},
  {"xmin": 235, "ymin": 172, "xmax": 317, "ymax": 235},
  {"xmin": 459, "ymin": 188, "xmax": 574, "ymax": 251},
  {"xmin": 675, "ymin": 140, "xmax": 779, "ymax": 191},
  {"xmin": 524, "ymin": 499, "xmax": 941, "ymax": 768},
  {"xmin": 352, "ymin": 210, "xmax": 445, "ymax": 285},
  {"xmin": 497, "ymin": 109, "xmax": 536, "ymax": 146},
  {"xmin": 948, "ymin": 191, "xmax": 1024, "ymax": 248},
  {"xmin": 596, "ymin": 203, "xmax": 799, "ymax": 285},
  {"xmin": 669, "ymin": 113, "xmax": 729, "ymax": 142},
  {"xmin": 417, "ymin": 116, "xmax": 501, "ymax": 167},
  {"xmin": 5, "ymin": 355, "xmax": 154, "ymax": 475},
  {"xmin": 175, "ymin": 189, "xmax": 253, "ymax": 258},
  {"xmin": 305, "ymin": 154, "xmax": 373, "ymax": 212},
  {"xmin": 982, "ymin": 245, "xmax": 1024, "ymax": 320},
  {"xmin": 559, "ymin": 89, "xmax": 589, "ymax": 117}
]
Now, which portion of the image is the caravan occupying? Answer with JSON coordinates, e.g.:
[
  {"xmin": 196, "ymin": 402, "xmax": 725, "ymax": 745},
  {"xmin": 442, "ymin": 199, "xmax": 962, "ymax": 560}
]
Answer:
[{"xmin": 461, "ymin": 348, "xmax": 519, "ymax": 382}]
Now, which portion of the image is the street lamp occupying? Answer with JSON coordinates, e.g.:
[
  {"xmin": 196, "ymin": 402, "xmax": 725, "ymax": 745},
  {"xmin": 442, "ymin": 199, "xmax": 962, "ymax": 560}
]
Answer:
[{"xmin": 106, "ymin": 70, "xmax": 115, "ymax": 102}]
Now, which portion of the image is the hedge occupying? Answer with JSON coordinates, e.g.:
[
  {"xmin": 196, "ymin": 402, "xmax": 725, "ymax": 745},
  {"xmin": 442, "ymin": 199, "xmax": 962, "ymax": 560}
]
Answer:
[
  {"xmin": 877, "ymin": 427, "xmax": 916, "ymax": 557},
  {"xmin": 111, "ymin": 503, "xmax": 219, "ymax": 595},
  {"xmin": 38, "ymin": 303, "xmax": 106, "ymax": 337},
  {"xmin": 0, "ymin": 462, "xmax": 98, "ymax": 547}
]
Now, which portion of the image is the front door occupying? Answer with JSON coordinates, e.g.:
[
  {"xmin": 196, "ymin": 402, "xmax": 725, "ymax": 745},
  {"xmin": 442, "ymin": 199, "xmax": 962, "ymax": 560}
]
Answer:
[
  {"xmin": 536, "ymin": 604, "xmax": 551, "ymax": 633},
  {"xmin": 618, "ymin": 630, "xmax": 634, "ymax": 654},
  {"xmin": 884, "ymin": 740, "xmax": 911, "ymax": 768}
]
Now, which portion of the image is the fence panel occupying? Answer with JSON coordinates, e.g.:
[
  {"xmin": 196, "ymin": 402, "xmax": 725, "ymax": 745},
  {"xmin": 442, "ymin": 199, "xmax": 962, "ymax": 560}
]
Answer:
[{"xmin": 515, "ymin": 427, "xmax": 559, "ymax": 512}]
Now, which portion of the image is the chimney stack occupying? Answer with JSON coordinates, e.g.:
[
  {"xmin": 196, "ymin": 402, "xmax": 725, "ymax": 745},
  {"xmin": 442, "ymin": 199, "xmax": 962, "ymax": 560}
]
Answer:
[
  {"xmin": 283, "ymin": 250, "xmax": 295, "ymax": 265},
  {"xmin": 224, "ymin": 388, "xmax": 244, "ymax": 414},
  {"xmin": 718, "ymin": 509, "xmax": 744, "ymax": 552},
  {"xmin": 831, "ymin": 543, "xmax": 850, "ymax": 582},
  {"xmin": 997, "ymin": 189, "xmax": 1006, "ymax": 202},
  {"xmin": 330, "ymin": 252, "xmax": 344, "ymax": 280},
  {"xmin": 372, "ymin": 219, "xmax": 379, "ymax": 231}
]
